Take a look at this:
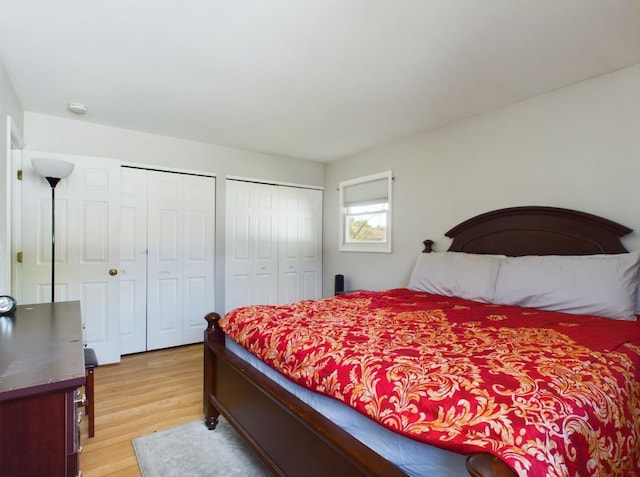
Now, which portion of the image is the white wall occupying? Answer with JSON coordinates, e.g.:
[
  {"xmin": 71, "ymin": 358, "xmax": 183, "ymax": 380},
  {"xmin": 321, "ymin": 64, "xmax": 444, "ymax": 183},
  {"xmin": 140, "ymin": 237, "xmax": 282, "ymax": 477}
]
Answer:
[
  {"xmin": 0, "ymin": 57, "xmax": 23, "ymax": 295},
  {"xmin": 23, "ymin": 112, "xmax": 324, "ymax": 185},
  {"xmin": 0, "ymin": 61, "xmax": 23, "ymax": 135},
  {"xmin": 23, "ymin": 112, "xmax": 325, "ymax": 310},
  {"xmin": 323, "ymin": 64, "xmax": 640, "ymax": 295}
]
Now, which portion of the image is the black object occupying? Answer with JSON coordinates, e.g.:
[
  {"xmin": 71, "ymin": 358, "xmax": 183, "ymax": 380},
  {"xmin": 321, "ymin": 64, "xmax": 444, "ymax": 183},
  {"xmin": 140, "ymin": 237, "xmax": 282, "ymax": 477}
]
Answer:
[
  {"xmin": 334, "ymin": 274, "xmax": 344, "ymax": 295},
  {"xmin": 83, "ymin": 348, "xmax": 99, "ymax": 438}
]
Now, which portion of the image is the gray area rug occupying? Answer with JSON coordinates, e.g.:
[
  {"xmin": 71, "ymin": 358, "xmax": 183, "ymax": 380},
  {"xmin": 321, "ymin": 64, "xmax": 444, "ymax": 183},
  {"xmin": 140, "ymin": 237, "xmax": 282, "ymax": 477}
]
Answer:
[{"xmin": 132, "ymin": 417, "xmax": 271, "ymax": 476}]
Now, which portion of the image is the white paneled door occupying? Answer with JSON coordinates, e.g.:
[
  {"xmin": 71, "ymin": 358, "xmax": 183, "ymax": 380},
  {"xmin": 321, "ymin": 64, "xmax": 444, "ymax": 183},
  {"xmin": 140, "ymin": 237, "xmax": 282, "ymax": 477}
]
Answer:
[
  {"xmin": 146, "ymin": 170, "xmax": 215, "ymax": 350},
  {"xmin": 21, "ymin": 151, "xmax": 121, "ymax": 364},
  {"xmin": 225, "ymin": 180, "xmax": 322, "ymax": 313}
]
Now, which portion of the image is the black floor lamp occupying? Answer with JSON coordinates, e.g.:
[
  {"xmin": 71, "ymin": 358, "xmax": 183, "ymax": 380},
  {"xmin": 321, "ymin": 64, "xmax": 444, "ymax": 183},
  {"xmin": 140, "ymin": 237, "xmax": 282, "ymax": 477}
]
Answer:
[{"xmin": 31, "ymin": 158, "xmax": 75, "ymax": 303}]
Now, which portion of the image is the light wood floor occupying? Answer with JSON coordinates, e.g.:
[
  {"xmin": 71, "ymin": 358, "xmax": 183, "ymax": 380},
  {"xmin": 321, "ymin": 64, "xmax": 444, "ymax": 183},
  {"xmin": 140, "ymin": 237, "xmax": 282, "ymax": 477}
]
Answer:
[{"xmin": 79, "ymin": 343, "xmax": 203, "ymax": 476}]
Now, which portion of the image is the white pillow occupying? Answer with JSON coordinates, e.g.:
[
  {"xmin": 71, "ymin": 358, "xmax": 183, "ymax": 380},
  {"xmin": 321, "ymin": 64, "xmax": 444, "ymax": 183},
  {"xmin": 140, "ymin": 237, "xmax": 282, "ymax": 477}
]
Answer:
[
  {"xmin": 408, "ymin": 252, "xmax": 503, "ymax": 303},
  {"xmin": 492, "ymin": 252, "xmax": 640, "ymax": 321}
]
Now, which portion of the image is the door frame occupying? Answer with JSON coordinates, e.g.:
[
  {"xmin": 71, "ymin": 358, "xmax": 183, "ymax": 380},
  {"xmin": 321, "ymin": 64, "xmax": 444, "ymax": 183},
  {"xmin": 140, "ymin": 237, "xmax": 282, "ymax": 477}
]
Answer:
[{"xmin": 4, "ymin": 115, "xmax": 23, "ymax": 297}]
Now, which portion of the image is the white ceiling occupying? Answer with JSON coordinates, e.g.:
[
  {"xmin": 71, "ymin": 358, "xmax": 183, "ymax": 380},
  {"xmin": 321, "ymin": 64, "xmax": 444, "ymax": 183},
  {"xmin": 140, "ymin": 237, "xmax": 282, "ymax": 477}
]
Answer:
[{"xmin": 0, "ymin": 1, "xmax": 638, "ymax": 162}]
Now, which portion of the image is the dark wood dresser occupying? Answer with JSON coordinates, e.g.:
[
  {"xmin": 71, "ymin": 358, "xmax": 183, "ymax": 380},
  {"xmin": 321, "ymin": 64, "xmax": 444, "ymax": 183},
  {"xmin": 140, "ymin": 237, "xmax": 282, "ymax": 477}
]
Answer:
[{"xmin": 0, "ymin": 301, "xmax": 85, "ymax": 477}]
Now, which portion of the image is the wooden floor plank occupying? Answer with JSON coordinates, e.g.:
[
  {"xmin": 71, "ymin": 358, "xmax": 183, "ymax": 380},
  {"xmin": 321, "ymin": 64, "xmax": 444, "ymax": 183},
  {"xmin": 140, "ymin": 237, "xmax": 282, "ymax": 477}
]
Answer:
[{"xmin": 80, "ymin": 344, "xmax": 203, "ymax": 476}]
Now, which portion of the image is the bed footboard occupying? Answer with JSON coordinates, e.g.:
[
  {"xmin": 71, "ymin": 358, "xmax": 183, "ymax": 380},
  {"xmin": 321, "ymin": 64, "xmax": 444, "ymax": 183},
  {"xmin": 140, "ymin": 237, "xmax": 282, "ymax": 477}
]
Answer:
[{"xmin": 203, "ymin": 312, "xmax": 516, "ymax": 477}]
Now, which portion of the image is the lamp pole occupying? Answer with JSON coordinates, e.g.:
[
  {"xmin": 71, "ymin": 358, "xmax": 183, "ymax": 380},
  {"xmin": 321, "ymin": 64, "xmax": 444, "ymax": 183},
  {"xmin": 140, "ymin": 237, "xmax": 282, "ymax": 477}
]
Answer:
[
  {"xmin": 44, "ymin": 177, "xmax": 62, "ymax": 303},
  {"xmin": 31, "ymin": 158, "xmax": 74, "ymax": 304}
]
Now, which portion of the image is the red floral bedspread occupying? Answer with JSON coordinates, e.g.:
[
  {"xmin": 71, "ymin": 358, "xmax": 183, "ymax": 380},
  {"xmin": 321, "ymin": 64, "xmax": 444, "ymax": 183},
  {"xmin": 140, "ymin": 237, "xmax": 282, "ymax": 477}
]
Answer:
[{"xmin": 220, "ymin": 289, "xmax": 640, "ymax": 476}]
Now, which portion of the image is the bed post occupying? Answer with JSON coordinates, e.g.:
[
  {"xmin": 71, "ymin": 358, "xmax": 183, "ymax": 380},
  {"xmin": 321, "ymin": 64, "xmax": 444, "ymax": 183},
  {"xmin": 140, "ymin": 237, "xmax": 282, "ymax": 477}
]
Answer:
[
  {"xmin": 466, "ymin": 453, "xmax": 517, "ymax": 477},
  {"xmin": 203, "ymin": 311, "xmax": 224, "ymax": 430},
  {"xmin": 422, "ymin": 239, "xmax": 434, "ymax": 253}
]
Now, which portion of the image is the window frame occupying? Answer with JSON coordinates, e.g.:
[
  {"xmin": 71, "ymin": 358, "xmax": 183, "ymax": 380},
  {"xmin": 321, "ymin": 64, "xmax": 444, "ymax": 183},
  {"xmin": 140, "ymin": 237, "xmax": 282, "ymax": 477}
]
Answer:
[{"xmin": 338, "ymin": 170, "xmax": 392, "ymax": 253}]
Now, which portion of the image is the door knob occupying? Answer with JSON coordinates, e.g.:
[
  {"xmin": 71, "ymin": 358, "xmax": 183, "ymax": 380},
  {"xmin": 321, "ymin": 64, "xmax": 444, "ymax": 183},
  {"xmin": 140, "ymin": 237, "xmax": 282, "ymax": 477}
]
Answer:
[{"xmin": 109, "ymin": 268, "xmax": 118, "ymax": 276}]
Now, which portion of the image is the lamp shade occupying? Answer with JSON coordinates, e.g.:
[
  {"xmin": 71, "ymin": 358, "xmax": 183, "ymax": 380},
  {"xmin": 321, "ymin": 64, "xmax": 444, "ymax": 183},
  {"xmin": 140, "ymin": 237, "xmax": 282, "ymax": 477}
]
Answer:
[{"xmin": 32, "ymin": 158, "xmax": 75, "ymax": 179}]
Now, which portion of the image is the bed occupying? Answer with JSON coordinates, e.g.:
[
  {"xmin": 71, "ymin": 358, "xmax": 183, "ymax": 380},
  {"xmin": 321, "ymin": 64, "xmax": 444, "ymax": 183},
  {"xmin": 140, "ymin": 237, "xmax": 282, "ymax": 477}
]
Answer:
[{"xmin": 203, "ymin": 206, "xmax": 640, "ymax": 477}]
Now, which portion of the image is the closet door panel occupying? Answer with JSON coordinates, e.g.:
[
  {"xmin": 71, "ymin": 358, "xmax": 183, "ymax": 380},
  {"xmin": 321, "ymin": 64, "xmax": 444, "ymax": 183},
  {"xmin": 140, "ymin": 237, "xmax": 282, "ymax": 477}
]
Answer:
[
  {"xmin": 147, "ymin": 172, "xmax": 183, "ymax": 350},
  {"xmin": 119, "ymin": 168, "xmax": 148, "ymax": 354},
  {"xmin": 226, "ymin": 211, "xmax": 252, "ymax": 312},
  {"xmin": 281, "ymin": 272, "xmax": 299, "ymax": 304},
  {"xmin": 184, "ymin": 275, "xmax": 207, "ymax": 334},
  {"xmin": 119, "ymin": 279, "xmax": 138, "ymax": 350},
  {"xmin": 182, "ymin": 175, "xmax": 215, "ymax": 344},
  {"xmin": 279, "ymin": 214, "xmax": 301, "ymax": 303},
  {"xmin": 278, "ymin": 187, "xmax": 322, "ymax": 304},
  {"xmin": 303, "ymin": 271, "xmax": 319, "ymax": 300},
  {"xmin": 253, "ymin": 211, "xmax": 278, "ymax": 304},
  {"xmin": 153, "ymin": 277, "xmax": 181, "ymax": 348},
  {"xmin": 226, "ymin": 274, "xmax": 251, "ymax": 313},
  {"xmin": 300, "ymin": 189, "xmax": 322, "ymax": 300},
  {"xmin": 252, "ymin": 184, "xmax": 278, "ymax": 305},
  {"xmin": 254, "ymin": 272, "xmax": 276, "ymax": 304}
]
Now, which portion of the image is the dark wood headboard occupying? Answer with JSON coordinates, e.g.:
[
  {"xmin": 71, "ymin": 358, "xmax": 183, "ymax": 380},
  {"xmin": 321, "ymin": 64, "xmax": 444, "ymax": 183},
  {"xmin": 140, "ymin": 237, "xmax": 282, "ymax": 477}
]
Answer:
[{"xmin": 423, "ymin": 206, "xmax": 631, "ymax": 255}]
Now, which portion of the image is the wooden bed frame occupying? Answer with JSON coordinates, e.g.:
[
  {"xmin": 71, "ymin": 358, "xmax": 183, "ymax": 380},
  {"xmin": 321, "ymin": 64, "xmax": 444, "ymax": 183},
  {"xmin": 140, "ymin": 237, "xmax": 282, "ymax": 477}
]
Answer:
[{"xmin": 203, "ymin": 206, "xmax": 632, "ymax": 477}]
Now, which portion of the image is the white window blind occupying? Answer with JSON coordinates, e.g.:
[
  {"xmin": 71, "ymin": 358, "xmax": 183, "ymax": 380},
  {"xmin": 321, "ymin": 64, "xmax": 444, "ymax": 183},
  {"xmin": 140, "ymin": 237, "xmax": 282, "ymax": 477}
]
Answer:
[{"xmin": 343, "ymin": 177, "xmax": 388, "ymax": 206}]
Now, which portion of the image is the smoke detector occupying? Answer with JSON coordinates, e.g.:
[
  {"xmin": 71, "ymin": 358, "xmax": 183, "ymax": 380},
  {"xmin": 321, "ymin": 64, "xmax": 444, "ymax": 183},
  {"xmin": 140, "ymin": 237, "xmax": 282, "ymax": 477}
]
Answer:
[{"xmin": 67, "ymin": 102, "xmax": 87, "ymax": 114}]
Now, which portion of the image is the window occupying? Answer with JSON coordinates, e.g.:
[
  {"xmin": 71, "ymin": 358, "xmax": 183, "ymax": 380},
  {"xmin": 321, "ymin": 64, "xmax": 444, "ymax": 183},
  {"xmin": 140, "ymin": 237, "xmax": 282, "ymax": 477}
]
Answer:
[{"xmin": 339, "ymin": 171, "xmax": 392, "ymax": 253}]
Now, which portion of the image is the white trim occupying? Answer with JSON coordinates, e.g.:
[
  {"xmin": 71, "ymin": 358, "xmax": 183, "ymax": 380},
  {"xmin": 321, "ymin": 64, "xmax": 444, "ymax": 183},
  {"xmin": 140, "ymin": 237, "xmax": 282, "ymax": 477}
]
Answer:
[
  {"xmin": 9, "ymin": 116, "xmax": 24, "ymax": 149},
  {"xmin": 4, "ymin": 116, "xmax": 24, "ymax": 297},
  {"xmin": 2, "ymin": 117, "xmax": 11, "ymax": 294},
  {"xmin": 10, "ymin": 147, "xmax": 22, "ymax": 301},
  {"xmin": 121, "ymin": 161, "xmax": 217, "ymax": 177},
  {"xmin": 226, "ymin": 175, "xmax": 324, "ymax": 190}
]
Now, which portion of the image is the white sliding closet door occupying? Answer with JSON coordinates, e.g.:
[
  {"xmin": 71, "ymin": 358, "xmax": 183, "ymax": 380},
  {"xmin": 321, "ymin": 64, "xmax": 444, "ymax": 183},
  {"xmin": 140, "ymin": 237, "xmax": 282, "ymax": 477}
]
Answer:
[
  {"xmin": 20, "ymin": 151, "xmax": 121, "ymax": 364},
  {"xmin": 146, "ymin": 170, "xmax": 215, "ymax": 350},
  {"xmin": 225, "ymin": 179, "xmax": 322, "ymax": 313}
]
